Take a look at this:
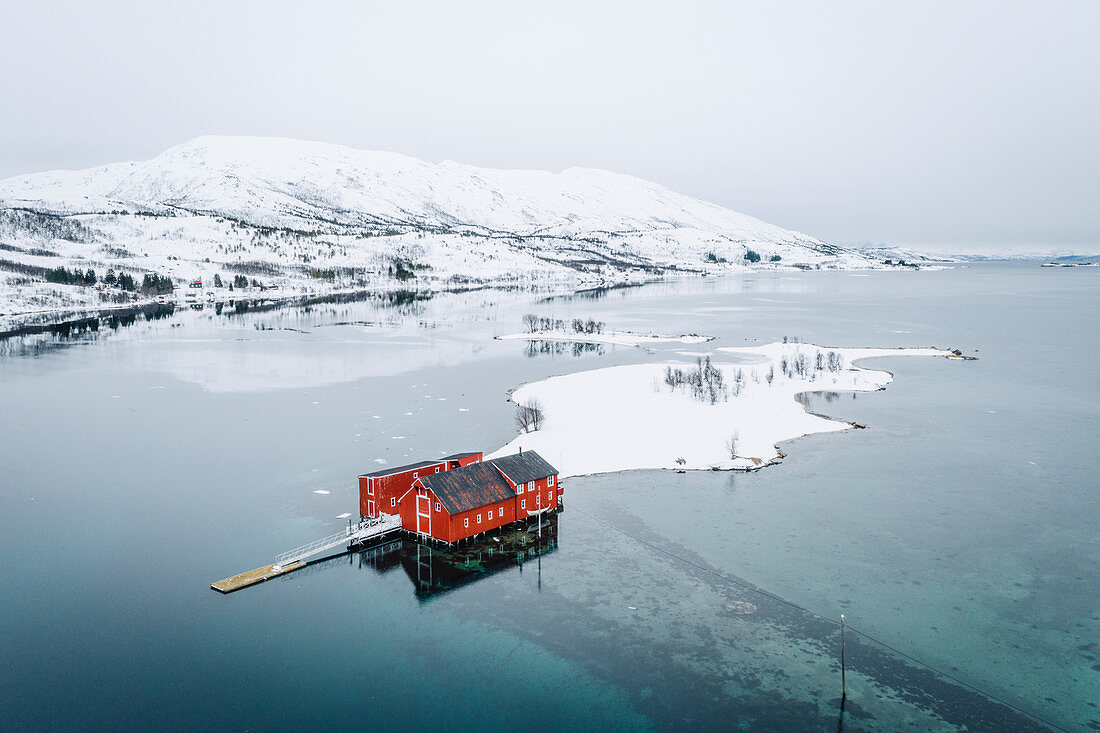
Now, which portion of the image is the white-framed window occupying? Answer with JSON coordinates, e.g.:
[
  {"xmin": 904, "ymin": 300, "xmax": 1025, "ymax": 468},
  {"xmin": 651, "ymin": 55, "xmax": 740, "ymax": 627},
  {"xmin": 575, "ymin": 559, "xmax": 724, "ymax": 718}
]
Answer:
[
  {"xmin": 517, "ymin": 484, "xmax": 524, "ymax": 494},
  {"xmin": 488, "ymin": 509, "xmax": 493, "ymax": 520},
  {"xmin": 435, "ymin": 502, "xmax": 441, "ymax": 512},
  {"xmin": 464, "ymin": 518, "xmax": 469, "ymax": 528},
  {"xmin": 390, "ymin": 497, "xmax": 396, "ymax": 507},
  {"xmin": 435, "ymin": 467, "xmax": 440, "ymax": 473},
  {"xmin": 549, "ymin": 491, "xmax": 554, "ymax": 503},
  {"xmin": 528, "ymin": 481, "xmax": 534, "ymax": 491},
  {"xmin": 477, "ymin": 514, "xmax": 482, "ymax": 524},
  {"xmin": 413, "ymin": 472, "xmax": 418, "ymax": 478},
  {"xmin": 521, "ymin": 499, "xmax": 526, "ymax": 509},
  {"xmin": 548, "ymin": 475, "xmax": 555, "ymax": 486}
]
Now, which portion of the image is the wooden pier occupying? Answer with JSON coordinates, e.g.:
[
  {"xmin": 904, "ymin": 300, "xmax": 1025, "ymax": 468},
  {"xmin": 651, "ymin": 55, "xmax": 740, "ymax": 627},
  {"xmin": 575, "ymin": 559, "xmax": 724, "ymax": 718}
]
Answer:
[{"xmin": 210, "ymin": 560, "xmax": 307, "ymax": 593}]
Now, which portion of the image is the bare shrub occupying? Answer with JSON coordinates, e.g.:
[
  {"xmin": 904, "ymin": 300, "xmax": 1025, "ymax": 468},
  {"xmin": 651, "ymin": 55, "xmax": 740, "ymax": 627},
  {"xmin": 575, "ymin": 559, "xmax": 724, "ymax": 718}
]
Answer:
[
  {"xmin": 664, "ymin": 357, "xmax": 727, "ymax": 404},
  {"xmin": 515, "ymin": 398, "xmax": 546, "ymax": 433},
  {"xmin": 725, "ymin": 431, "xmax": 740, "ymax": 459}
]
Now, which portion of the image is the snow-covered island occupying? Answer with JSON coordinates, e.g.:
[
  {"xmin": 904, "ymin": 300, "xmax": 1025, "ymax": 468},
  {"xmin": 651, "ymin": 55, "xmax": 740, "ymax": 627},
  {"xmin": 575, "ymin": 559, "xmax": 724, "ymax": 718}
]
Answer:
[
  {"xmin": 0, "ymin": 135, "xmax": 899, "ymax": 326},
  {"xmin": 488, "ymin": 341, "xmax": 956, "ymax": 477}
]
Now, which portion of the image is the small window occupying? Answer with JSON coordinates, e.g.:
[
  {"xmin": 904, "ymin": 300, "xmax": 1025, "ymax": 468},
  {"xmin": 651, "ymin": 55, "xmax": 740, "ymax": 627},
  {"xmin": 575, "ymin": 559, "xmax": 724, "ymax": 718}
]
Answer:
[
  {"xmin": 464, "ymin": 518, "xmax": 469, "ymax": 528},
  {"xmin": 435, "ymin": 502, "xmax": 441, "ymax": 512},
  {"xmin": 548, "ymin": 475, "xmax": 555, "ymax": 486},
  {"xmin": 390, "ymin": 497, "xmax": 396, "ymax": 507},
  {"xmin": 488, "ymin": 509, "xmax": 493, "ymax": 520},
  {"xmin": 435, "ymin": 467, "xmax": 440, "ymax": 473},
  {"xmin": 521, "ymin": 499, "xmax": 526, "ymax": 509},
  {"xmin": 477, "ymin": 514, "xmax": 482, "ymax": 524},
  {"xmin": 516, "ymin": 484, "xmax": 523, "ymax": 494},
  {"xmin": 413, "ymin": 472, "xmax": 418, "ymax": 478},
  {"xmin": 528, "ymin": 481, "xmax": 534, "ymax": 491}
]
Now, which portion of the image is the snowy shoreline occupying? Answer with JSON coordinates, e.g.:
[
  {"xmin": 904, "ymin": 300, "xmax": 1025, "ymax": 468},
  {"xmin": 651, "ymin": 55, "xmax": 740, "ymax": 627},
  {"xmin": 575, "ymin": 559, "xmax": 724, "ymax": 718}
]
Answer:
[
  {"xmin": 488, "ymin": 342, "xmax": 957, "ymax": 478},
  {"xmin": 497, "ymin": 330, "xmax": 714, "ymax": 347}
]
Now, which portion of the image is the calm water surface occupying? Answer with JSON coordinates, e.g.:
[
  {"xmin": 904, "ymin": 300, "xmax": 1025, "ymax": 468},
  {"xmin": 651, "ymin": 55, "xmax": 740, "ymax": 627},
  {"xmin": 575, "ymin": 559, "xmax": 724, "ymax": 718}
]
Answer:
[{"xmin": 1, "ymin": 263, "xmax": 1096, "ymax": 731}]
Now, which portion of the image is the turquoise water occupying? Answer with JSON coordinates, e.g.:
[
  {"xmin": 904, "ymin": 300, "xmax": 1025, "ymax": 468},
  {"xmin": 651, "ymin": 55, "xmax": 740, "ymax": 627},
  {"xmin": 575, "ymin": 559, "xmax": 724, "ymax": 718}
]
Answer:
[{"xmin": 0, "ymin": 263, "xmax": 1095, "ymax": 730}]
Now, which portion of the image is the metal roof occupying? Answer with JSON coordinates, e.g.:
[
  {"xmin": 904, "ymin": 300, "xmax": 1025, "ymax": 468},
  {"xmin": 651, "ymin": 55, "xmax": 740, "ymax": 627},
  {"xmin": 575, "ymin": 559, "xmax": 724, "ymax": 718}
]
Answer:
[
  {"xmin": 360, "ymin": 459, "xmax": 445, "ymax": 479},
  {"xmin": 441, "ymin": 451, "xmax": 481, "ymax": 461},
  {"xmin": 416, "ymin": 451, "xmax": 558, "ymax": 514},
  {"xmin": 418, "ymin": 462, "xmax": 517, "ymax": 514},
  {"xmin": 488, "ymin": 451, "xmax": 557, "ymax": 486}
]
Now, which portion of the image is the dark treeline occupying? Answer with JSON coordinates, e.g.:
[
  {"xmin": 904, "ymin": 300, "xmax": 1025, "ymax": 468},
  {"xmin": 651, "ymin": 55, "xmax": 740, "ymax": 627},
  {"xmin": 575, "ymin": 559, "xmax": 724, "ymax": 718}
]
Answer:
[{"xmin": 522, "ymin": 314, "xmax": 605, "ymax": 334}]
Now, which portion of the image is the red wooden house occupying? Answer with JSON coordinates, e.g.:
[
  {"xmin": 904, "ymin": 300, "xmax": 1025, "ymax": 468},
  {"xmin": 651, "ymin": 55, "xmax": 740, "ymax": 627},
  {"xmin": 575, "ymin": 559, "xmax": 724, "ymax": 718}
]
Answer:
[
  {"xmin": 403, "ymin": 451, "xmax": 560, "ymax": 544},
  {"xmin": 359, "ymin": 449, "xmax": 560, "ymax": 545},
  {"xmin": 359, "ymin": 451, "xmax": 482, "ymax": 519}
]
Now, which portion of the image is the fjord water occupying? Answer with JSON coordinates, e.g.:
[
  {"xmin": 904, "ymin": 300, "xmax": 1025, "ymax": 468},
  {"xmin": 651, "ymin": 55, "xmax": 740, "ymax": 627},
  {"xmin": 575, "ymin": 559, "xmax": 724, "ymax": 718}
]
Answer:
[{"xmin": 1, "ymin": 263, "xmax": 1096, "ymax": 731}]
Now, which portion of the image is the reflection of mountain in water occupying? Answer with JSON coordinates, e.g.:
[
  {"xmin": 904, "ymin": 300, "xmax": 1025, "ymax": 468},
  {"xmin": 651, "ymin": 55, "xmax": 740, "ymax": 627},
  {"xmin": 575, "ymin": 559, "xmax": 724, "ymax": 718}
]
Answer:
[{"xmin": 357, "ymin": 513, "xmax": 560, "ymax": 602}]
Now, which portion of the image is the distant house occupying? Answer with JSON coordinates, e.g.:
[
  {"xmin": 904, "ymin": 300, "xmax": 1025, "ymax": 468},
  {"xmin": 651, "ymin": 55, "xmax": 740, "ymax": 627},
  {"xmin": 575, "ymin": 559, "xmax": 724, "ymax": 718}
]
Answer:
[{"xmin": 359, "ymin": 450, "xmax": 560, "ymax": 545}]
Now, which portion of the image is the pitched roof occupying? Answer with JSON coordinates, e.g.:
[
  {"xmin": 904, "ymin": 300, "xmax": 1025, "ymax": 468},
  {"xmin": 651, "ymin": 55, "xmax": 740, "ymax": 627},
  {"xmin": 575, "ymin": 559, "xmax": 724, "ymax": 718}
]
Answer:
[
  {"xmin": 442, "ymin": 451, "xmax": 481, "ymax": 461},
  {"xmin": 488, "ymin": 451, "xmax": 557, "ymax": 485},
  {"xmin": 360, "ymin": 459, "xmax": 444, "ymax": 479},
  {"xmin": 418, "ymin": 461, "xmax": 517, "ymax": 514}
]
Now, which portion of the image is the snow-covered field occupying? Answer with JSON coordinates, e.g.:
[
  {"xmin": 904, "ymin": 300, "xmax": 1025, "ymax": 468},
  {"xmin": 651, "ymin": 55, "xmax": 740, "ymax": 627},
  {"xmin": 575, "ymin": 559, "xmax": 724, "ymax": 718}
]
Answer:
[
  {"xmin": 0, "ymin": 136, "xmax": 888, "ymax": 323},
  {"xmin": 498, "ymin": 329, "xmax": 714, "ymax": 347},
  {"xmin": 488, "ymin": 342, "xmax": 951, "ymax": 477}
]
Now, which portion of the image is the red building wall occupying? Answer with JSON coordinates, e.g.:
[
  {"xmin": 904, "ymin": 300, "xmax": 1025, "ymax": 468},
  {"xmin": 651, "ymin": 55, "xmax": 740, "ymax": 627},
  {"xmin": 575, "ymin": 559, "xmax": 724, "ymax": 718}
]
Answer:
[
  {"xmin": 508, "ymin": 474, "xmax": 560, "ymax": 519},
  {"xmin": 360, "ymin": 462, "xmax": 446, "ymax": 518},
  {"xmin": 399, "ymin": 486, "xmax": 516, "ymax": 543},
  {"xmin": 359, "ymin": 452, "xmax": 483, "ymax": 519},
  {"xmin": 448, "ymin": 499, "xmax": 516, "ymax": 542}
]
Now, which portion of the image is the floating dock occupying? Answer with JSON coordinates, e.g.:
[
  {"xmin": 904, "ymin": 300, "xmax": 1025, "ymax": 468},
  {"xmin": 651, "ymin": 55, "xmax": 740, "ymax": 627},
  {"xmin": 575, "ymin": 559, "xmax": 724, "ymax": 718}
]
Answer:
[{"xmin": 211, "ymin": 560, "xmax": 307, "ymax": 593}]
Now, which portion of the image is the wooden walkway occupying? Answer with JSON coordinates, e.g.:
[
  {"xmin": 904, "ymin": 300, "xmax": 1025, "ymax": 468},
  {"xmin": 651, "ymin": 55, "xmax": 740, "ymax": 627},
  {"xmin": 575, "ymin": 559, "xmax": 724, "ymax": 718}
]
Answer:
[{"xmin": 210, "ymin": 560, "xmax": 306, "ymax": 593}]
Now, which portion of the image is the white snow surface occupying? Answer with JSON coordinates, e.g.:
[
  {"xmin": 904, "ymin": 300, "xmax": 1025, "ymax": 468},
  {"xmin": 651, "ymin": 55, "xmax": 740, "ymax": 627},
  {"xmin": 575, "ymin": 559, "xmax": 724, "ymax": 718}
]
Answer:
[
  {"xmin": 489, "ymin": 342, "xmax": 950, "ymax": 477},
  {"xmin": 0, "ymin": 136, "xmax": 877, "ymax": 319}
]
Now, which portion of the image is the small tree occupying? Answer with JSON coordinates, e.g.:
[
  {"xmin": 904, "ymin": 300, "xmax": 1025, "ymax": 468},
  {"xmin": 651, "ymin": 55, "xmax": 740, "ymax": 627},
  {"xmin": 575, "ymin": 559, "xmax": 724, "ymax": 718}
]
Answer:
[
  {"xmin": 745, "ymin": 249, "xmax": 761, "ymax": 263},
  {"xmin": 214, "ymin": 273, "xmax": 223, "ymax": 288},
  {"xmin": 725, "ymin": 431, "xmax": 740, "ymax": 459},
  {"xmin": 522, "ymin": 313, "xmax": 540, "ymax": 333},
  {"xmin": 515, "ymin": 398, "xmax": 546, "ymax": 434}
]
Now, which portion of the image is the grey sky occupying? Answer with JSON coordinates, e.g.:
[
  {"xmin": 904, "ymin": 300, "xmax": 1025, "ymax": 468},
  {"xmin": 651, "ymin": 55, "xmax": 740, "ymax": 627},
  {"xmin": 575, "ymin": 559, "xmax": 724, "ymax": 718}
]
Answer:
[{"xmin": 2, "ymin": 1, "xmax": 1097, "ymax": 252}]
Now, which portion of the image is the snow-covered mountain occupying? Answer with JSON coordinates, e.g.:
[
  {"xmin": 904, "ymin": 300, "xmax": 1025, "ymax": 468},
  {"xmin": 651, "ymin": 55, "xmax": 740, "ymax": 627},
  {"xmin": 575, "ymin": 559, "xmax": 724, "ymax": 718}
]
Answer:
[{"xmin": 0, "ymin": 136, "xmax": 877, "ymax": 317}]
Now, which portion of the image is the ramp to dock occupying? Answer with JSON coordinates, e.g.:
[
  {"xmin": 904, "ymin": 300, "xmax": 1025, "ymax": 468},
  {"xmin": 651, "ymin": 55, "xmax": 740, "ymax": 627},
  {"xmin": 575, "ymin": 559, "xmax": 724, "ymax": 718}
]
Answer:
[{"xmin": 211, "ymin": 514, "xmax": 403, "ymax": 594}]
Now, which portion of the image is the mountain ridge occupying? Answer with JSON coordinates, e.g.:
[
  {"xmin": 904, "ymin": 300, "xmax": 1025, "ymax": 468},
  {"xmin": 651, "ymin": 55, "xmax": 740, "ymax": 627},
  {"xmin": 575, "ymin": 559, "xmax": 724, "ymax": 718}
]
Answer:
[{"xmin": 0, "ymin": 135, "xmax": 877, "ymax": 319}]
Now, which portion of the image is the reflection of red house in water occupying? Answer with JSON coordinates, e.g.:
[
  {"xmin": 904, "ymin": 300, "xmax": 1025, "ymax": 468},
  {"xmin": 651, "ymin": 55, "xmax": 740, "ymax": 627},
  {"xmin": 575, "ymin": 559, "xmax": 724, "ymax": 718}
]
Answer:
[{"xmin": 359, "ymin": 450, "xmax": 560, "ymax": 544}]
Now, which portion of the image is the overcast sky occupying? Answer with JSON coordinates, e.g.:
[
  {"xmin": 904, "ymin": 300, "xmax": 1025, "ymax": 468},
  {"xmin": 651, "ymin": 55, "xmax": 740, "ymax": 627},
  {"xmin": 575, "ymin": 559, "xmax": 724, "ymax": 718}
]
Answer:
[{"xmin": 1, "ymin": 1, "xmax": 1097, "ymax": 252}]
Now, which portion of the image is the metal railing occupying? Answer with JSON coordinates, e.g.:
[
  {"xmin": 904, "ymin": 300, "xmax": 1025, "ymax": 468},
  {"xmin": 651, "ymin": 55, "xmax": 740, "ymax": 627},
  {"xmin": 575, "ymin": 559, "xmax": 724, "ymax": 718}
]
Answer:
[{"xmin": 273, "ymin": 514, "xmax": 402, "ymax": 567}]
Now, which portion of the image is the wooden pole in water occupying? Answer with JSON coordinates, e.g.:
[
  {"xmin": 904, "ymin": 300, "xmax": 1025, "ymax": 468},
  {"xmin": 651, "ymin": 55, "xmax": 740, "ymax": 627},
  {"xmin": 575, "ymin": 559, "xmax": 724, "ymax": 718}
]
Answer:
[{"xmin": 840, "ymin": 614, "xmax": 847, "ymax": 700}]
